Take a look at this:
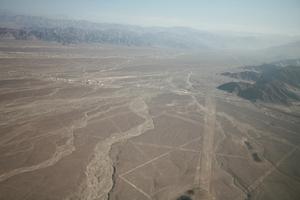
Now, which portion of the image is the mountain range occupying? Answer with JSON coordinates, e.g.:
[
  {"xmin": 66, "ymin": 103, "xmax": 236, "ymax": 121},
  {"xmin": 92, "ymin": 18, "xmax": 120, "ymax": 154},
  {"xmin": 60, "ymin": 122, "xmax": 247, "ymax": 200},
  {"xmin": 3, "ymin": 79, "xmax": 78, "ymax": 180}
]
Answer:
[{"xmin": 0, "ymin": 11, "xmax": 299, "ymax": 49}]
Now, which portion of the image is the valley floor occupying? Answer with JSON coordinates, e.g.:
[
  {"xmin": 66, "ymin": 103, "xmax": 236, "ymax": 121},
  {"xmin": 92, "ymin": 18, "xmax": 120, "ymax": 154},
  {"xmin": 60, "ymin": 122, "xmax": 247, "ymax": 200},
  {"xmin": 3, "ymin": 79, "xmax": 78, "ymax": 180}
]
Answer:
[{"xmin": 0, "ymin": 40, "xmax": 299, "ymax": 200}]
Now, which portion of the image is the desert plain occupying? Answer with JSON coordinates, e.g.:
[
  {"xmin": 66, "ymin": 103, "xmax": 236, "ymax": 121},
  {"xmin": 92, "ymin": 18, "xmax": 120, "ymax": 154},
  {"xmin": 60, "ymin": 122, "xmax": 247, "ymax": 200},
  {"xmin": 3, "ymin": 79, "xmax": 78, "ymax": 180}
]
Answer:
[{"xmin": 0, "ymin": 40, "xmax": 299, "ymax": 200}]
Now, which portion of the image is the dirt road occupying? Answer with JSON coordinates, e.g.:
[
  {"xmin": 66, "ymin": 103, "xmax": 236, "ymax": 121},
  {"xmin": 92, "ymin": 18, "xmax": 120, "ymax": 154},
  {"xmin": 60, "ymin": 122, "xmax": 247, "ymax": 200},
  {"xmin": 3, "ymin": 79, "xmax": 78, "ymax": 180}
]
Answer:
[{"xmin": 194, "ymin": 94, "xmax": 216, "ymax": 199}]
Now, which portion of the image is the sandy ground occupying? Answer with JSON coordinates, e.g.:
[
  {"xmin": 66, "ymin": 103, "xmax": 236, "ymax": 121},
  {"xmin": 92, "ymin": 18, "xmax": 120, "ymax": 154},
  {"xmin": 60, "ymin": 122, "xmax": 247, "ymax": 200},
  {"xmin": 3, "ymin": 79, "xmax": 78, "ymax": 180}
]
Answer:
[{"xmin": 0, "ymin": 40, "xmax": 299, "ymax": 200}]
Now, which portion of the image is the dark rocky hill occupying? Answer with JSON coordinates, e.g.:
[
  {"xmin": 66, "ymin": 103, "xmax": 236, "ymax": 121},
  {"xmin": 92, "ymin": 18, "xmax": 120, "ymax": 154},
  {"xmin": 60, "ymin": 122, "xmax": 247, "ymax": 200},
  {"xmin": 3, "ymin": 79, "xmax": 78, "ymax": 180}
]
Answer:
[
  {"xmin": 218, "ymin": 64, "xmax": 300, "ymax": 104},
  {"xmin": 221, "ymin": 71, "xmax": 260, "ymax": 81}
]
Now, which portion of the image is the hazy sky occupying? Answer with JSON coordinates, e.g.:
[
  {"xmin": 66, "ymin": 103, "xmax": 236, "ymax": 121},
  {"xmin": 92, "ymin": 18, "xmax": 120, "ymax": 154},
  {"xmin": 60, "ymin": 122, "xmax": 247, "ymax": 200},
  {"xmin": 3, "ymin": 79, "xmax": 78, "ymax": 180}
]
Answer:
[{"xmin": 1, "ymin": 0, "xmax": 300, "ymax": 34}]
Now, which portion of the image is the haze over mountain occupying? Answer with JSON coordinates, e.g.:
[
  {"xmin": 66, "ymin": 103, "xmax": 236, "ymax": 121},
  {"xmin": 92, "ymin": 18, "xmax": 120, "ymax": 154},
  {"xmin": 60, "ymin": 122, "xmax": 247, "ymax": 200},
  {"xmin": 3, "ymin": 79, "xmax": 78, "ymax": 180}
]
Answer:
[
  {"xmin": 1, "ymin": 0, "xmax": 300, "ymax": 34},
  {"xmin": 0, "ymin": 11, "xmax": 299, "ymax": 50}
]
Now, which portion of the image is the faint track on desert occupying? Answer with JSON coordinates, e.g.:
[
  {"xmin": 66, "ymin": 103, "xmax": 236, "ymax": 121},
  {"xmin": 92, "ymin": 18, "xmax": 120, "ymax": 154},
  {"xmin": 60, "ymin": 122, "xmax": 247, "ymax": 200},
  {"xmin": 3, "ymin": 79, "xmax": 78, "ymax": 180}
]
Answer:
[
  {"xmin": 185, "ymin": 71, "xmax": 216, "ymax": 199},
  {"xmin": 66, "ymin": 98, "xmax": 155, "ymax": 200},
  {"xmin": 247, "ymin": 147, "xmax": 297, "ymax": 192},
  {"xmin": 196, "ymin": 95, "xmax": 216, "ymax": 197}
]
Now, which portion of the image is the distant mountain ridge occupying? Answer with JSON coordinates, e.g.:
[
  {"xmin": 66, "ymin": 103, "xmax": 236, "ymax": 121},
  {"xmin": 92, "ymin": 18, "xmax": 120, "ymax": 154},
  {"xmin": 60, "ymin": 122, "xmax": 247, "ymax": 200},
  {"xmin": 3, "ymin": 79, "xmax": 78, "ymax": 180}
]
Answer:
[
  {"xmin": 0, "ymin": 11, "xmax": 299, "ymax": 49},
  {"xmin": 218, "ymin": 60, "xmax": 300, "ymax": 104}
]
